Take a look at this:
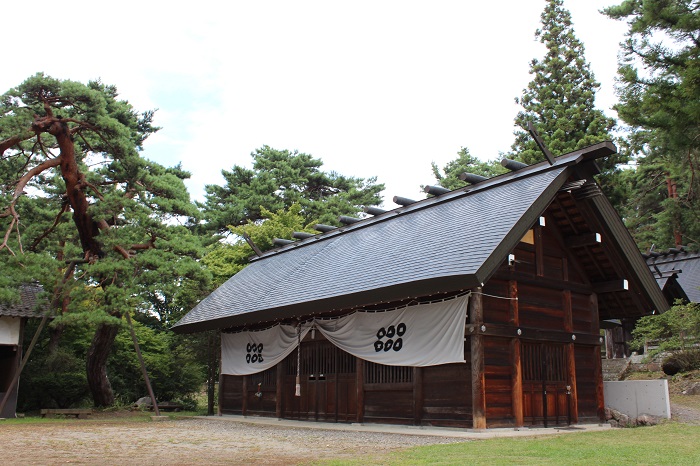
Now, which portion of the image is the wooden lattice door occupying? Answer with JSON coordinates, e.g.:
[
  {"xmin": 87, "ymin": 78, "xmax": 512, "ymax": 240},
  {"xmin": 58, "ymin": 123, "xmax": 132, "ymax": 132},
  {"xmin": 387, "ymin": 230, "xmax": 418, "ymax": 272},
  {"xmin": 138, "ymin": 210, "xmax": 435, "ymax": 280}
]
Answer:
[
  {"xmin": 522, "ymin": 342, "xmax": 570, "ymax": 427},
  {"xmin": 283, "ymin": 339, "xmax": 357, "ymax": 422}
]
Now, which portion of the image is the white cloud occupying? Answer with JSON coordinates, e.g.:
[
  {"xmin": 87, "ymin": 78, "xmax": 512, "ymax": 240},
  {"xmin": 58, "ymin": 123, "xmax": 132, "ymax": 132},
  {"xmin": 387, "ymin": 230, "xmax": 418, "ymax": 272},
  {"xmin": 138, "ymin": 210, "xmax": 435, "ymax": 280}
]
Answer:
[{"xmin": 1, "ymin": 0, "xmax": 628, "ymax": 206}]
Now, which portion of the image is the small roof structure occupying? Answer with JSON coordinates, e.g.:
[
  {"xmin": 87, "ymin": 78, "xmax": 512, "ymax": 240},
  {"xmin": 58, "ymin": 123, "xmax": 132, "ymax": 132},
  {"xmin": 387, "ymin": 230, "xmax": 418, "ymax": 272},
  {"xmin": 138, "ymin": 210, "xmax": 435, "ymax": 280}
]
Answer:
[
  {"xmin": 645, "ymin": 247, "xmax": 700, "ymax": 303},
  {"xmin": 174, "ymin": 142, "xmax": 669, "ymax": 334},
  {"xmin": 0, "ymin": 283, "xmax": 46, "ymax": 318}
]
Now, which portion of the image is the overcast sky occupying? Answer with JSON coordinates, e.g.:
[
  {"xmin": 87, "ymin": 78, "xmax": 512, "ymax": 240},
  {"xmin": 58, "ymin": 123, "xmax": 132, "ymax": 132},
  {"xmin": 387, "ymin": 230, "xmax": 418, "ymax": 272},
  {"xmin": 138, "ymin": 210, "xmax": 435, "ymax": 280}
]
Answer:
[{"xmin": 2, "ymin": 1, "xmax": 629, "ymax": 206}]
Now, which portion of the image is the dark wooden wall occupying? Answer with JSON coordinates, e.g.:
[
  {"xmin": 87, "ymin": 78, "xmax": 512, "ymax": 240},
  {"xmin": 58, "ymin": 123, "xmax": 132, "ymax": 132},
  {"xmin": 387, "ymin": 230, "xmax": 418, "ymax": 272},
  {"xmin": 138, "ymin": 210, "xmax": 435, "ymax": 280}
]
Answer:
[
  {"xmin": 218, "ymin": 217, "xmax": 605, "ymax": 428},
  {"xmin": 219, "ymin": 332, "xmax": 472, "ymax": 428},
  {"xmin": 477, "ymin": 221, "xmax": 604, "ymax": 427}
]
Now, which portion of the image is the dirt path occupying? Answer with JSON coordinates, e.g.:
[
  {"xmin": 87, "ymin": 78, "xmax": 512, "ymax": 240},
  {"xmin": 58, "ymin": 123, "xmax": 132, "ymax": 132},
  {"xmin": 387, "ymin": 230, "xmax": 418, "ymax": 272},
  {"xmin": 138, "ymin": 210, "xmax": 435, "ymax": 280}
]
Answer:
[
  {"xmin": 671, "ymin": 402, "xmax": 700, "ymax": 425},
  {"xmin": 1, "ymin": 417, "xmax": 464, "ymax": 465}
]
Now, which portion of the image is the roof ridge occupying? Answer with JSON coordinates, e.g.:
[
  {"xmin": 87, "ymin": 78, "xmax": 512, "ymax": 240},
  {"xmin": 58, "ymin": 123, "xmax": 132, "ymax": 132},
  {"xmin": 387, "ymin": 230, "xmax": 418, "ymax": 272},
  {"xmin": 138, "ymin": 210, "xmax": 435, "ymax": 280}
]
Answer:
[{"xmin": 252, "ymin": 141, "xmax": 616, "ymax": 263}]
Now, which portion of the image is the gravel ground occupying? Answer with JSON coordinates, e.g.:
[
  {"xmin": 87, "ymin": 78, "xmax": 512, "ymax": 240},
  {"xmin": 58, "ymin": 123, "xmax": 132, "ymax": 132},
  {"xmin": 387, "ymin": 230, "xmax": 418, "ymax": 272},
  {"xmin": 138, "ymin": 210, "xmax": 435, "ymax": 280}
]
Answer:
[
  {"xmin": 3, "ymin": 401, "xmax": 699, "ymax": 465},
  {"xmin": 1, "ymin": 417, "xmax": 465, "ymax": 465}
]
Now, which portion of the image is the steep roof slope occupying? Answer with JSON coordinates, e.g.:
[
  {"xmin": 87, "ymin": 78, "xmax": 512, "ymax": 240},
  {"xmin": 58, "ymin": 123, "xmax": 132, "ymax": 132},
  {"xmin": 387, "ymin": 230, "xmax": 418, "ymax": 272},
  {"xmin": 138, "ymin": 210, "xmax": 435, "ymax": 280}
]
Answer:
[
  {"xmin": 646, "ymin": 248, "xmax": 700, "ymax": 303},
  {"xmin": 174, "ymin": 142, "xmax": 668, "ymax": 333}
]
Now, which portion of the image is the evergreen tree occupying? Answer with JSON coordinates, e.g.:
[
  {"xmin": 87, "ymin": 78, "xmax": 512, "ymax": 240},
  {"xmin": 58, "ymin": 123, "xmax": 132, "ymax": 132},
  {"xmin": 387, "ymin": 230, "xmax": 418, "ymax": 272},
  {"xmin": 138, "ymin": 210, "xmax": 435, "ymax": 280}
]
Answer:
[
  {"xmin": 429, "ymin": 147, "xmax": 506, "ymax": 191},
  {"xmin": 605, "ymin": 0, "xmax": 700, "ymax": 250},
  {"xmin": 0, "ymin": 74, "xmax": 211, "ymax": 406},
  {"xmin": 203, "ymin": 204, "xmax": 314, "ymax": 287},
  {"xmin": 201, "ymin": 146, "xmax": 384, "ymax": 236},
  {"xmin": 511, "ymin": 0, "xmax": 616, "ymax": 164}
]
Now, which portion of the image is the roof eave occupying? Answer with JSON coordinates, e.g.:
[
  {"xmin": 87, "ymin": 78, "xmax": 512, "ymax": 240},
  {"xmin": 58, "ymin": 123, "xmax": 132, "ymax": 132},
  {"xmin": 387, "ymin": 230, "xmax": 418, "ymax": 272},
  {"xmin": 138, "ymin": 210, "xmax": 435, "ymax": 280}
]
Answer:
[{"xmin": 172, "ymin": 274, "xmax": 481, "ymax": 334}]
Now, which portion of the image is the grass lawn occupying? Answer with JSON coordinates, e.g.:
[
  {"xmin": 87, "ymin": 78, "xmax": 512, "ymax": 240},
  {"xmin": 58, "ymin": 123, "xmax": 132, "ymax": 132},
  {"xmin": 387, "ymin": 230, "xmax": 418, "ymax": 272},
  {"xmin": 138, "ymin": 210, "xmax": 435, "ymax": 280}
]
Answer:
[{"xmin": 319, "ymin": 422, "xmax": 700, "ymax": 466}]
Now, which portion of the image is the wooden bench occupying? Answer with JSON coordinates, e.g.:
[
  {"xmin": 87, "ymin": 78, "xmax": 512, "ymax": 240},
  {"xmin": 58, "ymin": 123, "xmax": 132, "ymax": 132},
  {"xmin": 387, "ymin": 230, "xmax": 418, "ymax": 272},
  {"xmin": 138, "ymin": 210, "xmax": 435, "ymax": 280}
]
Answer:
[
  {"xmin": 40, "ymin": 409, "xmax": 92, "ymax": 419},
  {"xmin": 147, "ymin": 402, "xmax": 183, "ymax": 412}
]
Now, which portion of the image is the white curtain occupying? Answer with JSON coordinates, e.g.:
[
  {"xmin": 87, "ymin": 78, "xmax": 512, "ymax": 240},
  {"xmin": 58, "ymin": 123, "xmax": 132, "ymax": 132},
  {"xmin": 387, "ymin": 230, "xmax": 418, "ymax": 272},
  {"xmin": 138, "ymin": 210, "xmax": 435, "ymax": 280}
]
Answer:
[
  {"xmin": 220, "ymin": 294, "xmax": 469, "ymax": 375},
  {"xmin": 0, "ymin": 316, "xmax": 20, "ymax": 345},
  {"xmin": 221, "ymin": 324, "xmax": 310, "ymax": 376},
  {"xmin": 314, "ymin": 294, "xmax": 468, "ymax": 367}
]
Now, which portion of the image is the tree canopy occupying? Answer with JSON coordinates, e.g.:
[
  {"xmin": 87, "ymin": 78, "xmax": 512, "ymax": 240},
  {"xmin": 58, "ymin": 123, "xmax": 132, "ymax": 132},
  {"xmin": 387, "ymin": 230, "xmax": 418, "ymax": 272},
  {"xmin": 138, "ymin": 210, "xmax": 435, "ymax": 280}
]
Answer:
[
  {"xmin": 511, "ymin": 0, "xmax": 616, "ymax": 164},
  {"xmin": 429, "ymin": 147, "xmax": 506, "ymax": 191},
  {"xmin": 203, "ymin": 204, "xmax": 314, "ymax": 287},
  {"xmin": 0, "ymin": 73, "xmax": 210, "ymax": 406},
  {"xmin": 201, "ymin": 146, "xmax": 384, "ymax": 235},
  {"xmin": 604, "ymin": 0, "xmax": 700, "ymax": 250}
]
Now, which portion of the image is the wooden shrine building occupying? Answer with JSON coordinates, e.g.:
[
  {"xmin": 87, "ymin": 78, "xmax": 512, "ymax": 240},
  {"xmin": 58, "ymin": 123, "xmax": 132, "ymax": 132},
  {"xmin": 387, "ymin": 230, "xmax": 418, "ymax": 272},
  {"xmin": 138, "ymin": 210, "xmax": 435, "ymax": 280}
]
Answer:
[
  {"xmin": 0, "ymin": 283, "xmax": 45, "ymax": 418},
  {"xmin": 174, "ymin": 142, "xmax": 668, "ymax": 429}
]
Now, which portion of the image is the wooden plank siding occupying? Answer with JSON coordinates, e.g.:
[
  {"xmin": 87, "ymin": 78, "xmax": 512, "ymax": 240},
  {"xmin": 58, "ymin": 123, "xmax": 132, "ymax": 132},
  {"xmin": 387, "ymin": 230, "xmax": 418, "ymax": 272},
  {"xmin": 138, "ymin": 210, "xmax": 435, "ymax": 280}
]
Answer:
[
  {"xmin": 217, "ymin": 209, "xmax": 605, "ymax": 429},
  {"xmin": 219, "ymin": 374, "xmax": 243, "ymax": 415}
]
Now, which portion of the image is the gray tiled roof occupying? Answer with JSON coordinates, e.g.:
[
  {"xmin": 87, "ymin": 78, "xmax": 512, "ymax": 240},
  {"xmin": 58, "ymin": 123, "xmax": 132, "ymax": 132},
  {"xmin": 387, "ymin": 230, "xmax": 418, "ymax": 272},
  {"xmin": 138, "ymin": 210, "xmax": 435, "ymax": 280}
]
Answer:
[
  {"xmin": 0, "ymin": 283, "xmax": 47, "ymax": 318},
  {"xmin": 647, "ymin": 249, "xmax": 700, "ymax": 303},
  {"xmin": 176, "ymin": 144, "xmax": 610, "ymax": 333},
  {"xmin": 175, "ymin": 141, "xmax": 667, "ymax": 333}
]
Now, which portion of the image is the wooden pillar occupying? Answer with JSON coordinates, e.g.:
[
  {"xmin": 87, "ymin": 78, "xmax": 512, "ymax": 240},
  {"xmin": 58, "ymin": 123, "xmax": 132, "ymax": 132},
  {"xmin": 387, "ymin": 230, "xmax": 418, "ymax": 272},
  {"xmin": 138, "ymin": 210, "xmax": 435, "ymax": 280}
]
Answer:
[
  {"xmin": 217, "ymin": 352, "xmax": 223, "ymax": 416},
  {"xmin": 593, "ymin": 345, "xmax": 605, "ymax": 422},
  {"xmin": 241, "ymin": 375, "xmax": 248, "ymax": 416},
  {"xmin": 567, "ymin": 343, "xmax": 579, "ymax": 424},
  {"xmin": 470, "ymin": 287, "xmax": 486, "ymax": 429},
  {"xmin": 589, "ymin": 292, "xmax": 604, "ymax": 421},
  {"xmin": 562, "ymin": 289, "xmax": 579, "ymax": 424},
  {"xmin": 604, "ymin": 329, "xmax": 614, "ymax": 359},
  {"xmin": 276, "ymin": 361, "xmax": 283, "ymax": 419},
  {"xmin": 511, "ymin": 339, "xmax": 523, "ymax": 427},
  {"xmin": 413, "ymin": 367, "xmax": 423, "ymax": 426},
  {"xmin": 535, "ymin": 224, "xmax": 544, "ymax": 277},
  {"xmin": 356, "ymin": 358, "xmax": 364, "ymax": 423},
  {"xmin": 509, "ymin": 279, "xmax": 523, "ymax": 427}
]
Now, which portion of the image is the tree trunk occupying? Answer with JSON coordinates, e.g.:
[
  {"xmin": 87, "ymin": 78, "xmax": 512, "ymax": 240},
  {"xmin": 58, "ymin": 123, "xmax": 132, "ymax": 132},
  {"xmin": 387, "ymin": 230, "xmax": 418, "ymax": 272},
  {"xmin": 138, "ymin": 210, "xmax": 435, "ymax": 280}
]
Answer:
[{"xmin": 86, "ymin": 322, "xmax": 120, "ymax": 407}]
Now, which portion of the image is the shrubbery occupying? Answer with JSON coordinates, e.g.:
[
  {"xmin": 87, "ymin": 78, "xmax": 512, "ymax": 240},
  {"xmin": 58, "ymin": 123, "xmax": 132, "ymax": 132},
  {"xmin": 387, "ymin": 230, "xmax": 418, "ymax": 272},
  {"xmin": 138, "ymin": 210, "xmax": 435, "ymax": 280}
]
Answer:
[
  {"xmin": 18, "ymin": 316, "xmax": 206, "ymax": 411},
  {"xmin": 662, "ymin": 349, "xmax": 700, "ymax": 376},
  {"xmin": 631, "ymin": 301, "xmax": 700, "ymax": 354}
]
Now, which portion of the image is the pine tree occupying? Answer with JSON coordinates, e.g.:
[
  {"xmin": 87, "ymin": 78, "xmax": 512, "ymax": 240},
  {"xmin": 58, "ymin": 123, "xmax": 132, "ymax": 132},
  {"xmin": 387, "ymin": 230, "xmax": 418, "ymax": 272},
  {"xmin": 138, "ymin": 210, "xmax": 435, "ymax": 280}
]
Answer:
[
  {"xmin": 0, "ymin": 74, "xmax": 211, "ymax": 406},
  {"xmin": 605, "ymin": 0, "xmax": 700, "ymax": 250},
  {"xmin": 429, "ymin": 147, "xmax": 506, "ymax": 191},
  {"xmin": 201, "ymin": 145, "xmax": 384, "ymax": 236},
  {"xmin": 511, "ymin": 0, "xmax": 616, "ymax": 164}
]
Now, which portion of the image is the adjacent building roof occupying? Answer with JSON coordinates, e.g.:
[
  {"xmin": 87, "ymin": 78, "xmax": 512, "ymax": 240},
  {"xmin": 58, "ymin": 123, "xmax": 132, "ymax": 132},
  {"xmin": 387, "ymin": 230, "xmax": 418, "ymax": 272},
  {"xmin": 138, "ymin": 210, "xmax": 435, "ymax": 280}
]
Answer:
[
  {"xmin": 646, "ymin": 247, "xmax": 700, "ymax": 303},
  {"xmin": 0, "ymin": 283, "xmax": 47, "ymax": 318},
  {"xmin": 174, "ymin": 142, "xmax": 669, "ymax": 334}
]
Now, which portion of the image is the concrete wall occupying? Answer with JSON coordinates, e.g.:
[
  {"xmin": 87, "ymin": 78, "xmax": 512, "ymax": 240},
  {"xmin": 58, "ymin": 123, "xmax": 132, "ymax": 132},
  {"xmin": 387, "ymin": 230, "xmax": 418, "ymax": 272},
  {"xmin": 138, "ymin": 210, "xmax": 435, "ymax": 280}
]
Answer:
[{"xmin": 603, "ymin": 380, "xmax": 671, "ymax": 419}]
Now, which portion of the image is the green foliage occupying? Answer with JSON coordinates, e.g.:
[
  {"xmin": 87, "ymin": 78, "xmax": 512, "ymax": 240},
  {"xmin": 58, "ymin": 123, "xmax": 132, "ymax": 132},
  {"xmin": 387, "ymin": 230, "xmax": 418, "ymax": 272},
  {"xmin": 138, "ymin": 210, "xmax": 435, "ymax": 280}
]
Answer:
[
  {"xmin": 429, "ymin": 147, "xmax": 507, "ymax": 191},
  {"xmin": 19, "ymin": 347, "xmax": 90, "ymax": 410},
  {"xmin": 201, "ymin": 145, "xmax": 384, "ymax": 235},
  {"xmin": 203, "ymin": 204, "xmax": 314, "ymax": 286},
  {"xmin": 662, "ymin": 349, "xmax": 700, "ymax": 375},
  {"xmin": 18, "ymin": 312, "xmax": 206, "ymax": 410},
  {"xmin": 0, "ymin": 73, "xmax": 212, "ymax": 406},
  {"xmin": 107, "ymin": 315, "xmax": 205, "ymax": 404},
  {"xmin": 631, "ymin": 301, "xmax": 700, "ymax": 352},
  {"xmin": 604, "ymin": 0, "xmax": 700, "ymax": 250},
  {"xmin": 616, "ymin": 151, "xmax": 698, "ymax": 250},
  {"xmin": 511, "ymin": 0, "xmax": 616, "ymax": 165},
  {"xmin": 0, "ymin": 72, "xmax": 211, "ymax": 320}
]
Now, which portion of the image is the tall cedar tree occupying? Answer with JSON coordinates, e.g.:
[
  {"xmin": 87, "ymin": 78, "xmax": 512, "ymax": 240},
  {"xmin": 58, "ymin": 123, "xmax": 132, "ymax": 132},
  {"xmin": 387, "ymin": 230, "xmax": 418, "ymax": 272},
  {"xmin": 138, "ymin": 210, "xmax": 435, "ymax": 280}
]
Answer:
[
  {"xmin": 0, "ymin": 74, "xmax": 210, "ymax": 406},
  {"xmin": 605, "ymin": 0, "xmax": 700, "ymax": 250},
  {"xmin": 511, "ymin": 0, "xmax": 616, "ymax": 162},
  {"xmin": 201, "ymin": 145, "xmax": 384, "ymax": 236}
]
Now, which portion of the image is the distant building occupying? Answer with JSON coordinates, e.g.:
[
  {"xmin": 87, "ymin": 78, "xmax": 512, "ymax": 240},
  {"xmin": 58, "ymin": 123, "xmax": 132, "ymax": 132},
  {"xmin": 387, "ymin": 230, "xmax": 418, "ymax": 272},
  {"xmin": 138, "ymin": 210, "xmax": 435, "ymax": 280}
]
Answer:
[
  {"xmin": 645, "ymin": 247, "xmax": 699, "ymax": 304},
  {"xmin": 0, "ymin": 283, "xmax": 46, "ymax": 418}
]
